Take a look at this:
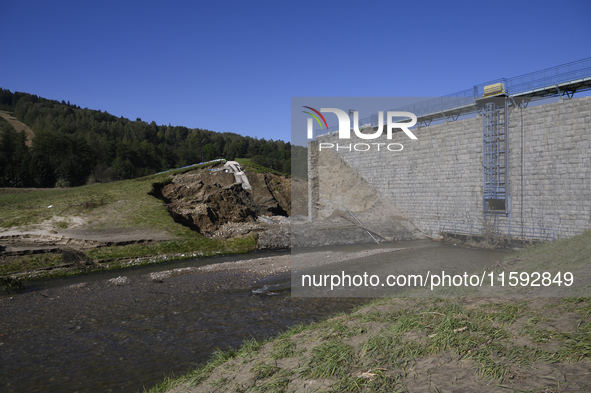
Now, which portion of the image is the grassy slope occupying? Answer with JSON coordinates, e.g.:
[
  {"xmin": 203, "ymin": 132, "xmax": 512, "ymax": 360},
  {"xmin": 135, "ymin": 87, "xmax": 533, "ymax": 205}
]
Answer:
[
  {"xmin": 0, "ymin": 165, "xmax": 257, "ymax": 276},
  {"xmin": 234, "ymin": 158, "xmax": 289, "ymax": 177},
  {"xmin": 146, "ymin": 230, "xmax": 591, "ymax": 393}
]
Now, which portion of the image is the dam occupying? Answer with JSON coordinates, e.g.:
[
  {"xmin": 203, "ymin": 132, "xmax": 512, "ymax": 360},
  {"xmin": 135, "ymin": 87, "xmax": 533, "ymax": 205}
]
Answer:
[{"xmin": 304, "ymin": 57, "xmax": 591, "ymax": 242}]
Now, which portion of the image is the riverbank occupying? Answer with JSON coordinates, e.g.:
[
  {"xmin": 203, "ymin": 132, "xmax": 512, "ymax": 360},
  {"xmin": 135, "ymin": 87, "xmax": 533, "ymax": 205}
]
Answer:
[
  {"xmin": 148, "ymin": 230, "xmax": 591, "ymax": 393},
  {"xmin": 0, "ymin": 161, "xmax": 295, "ymax": 282},
  {"xmin": 160, "ymin": 296, "xmax": 591, "ymax": 393},
  {"xmin": 0, "ymin": 249, "xmax": 372, "ymax": 393}
]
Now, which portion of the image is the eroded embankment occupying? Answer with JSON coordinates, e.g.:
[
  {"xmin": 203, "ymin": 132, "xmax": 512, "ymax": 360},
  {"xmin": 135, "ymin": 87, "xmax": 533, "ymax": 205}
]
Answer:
[
  {"xmin": 0, "ymin": 232, "xmax": 167, "ymax": 256},
  {"xmin": 151, "ymin": 164, "xmax": 292, "ymax": 248},
  {"xmin": 0, "ymin": 164, "xmax": 292, "ymax": 272}
]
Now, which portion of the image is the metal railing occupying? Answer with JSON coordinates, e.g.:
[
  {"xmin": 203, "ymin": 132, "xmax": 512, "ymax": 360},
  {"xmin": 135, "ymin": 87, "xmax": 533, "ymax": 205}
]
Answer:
[
  {"xmin": 505, "ymin": 57, "xmax": 591, "ymax": 96},
  {"xmin": 314, "ymin": 57, "xmax": 591, "ymax": 138},
  {"xmin": 320, "ymin": 90, "xmax": 476, "ymax": 134}
]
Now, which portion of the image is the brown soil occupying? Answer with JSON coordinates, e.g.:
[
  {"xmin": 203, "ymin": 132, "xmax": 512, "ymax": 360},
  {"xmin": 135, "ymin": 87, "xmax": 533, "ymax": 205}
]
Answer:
[
  {"xmin": 0, "ymin": 222, "xmax": 173, "ymax": 257},
  {"xmin": 156, "ymin": 165, "xmax": 291, "ymax": 236}
]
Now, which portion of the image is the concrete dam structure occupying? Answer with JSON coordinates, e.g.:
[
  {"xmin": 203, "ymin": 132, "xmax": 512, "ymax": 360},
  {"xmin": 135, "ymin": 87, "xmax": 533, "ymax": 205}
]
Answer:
[{"xmin": 307, "ymin": 95, "xmax": 591, "ymax": 242}]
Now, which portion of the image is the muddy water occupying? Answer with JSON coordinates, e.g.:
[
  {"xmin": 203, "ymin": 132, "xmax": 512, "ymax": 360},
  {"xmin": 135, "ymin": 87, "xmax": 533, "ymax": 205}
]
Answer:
[
  {"xmin": 0, "ymin": 243, "xmax": 507, "ymax": 393},
  {"xmin": 0, "ymin": 250, "xmax": 366, "ymax": 393}
]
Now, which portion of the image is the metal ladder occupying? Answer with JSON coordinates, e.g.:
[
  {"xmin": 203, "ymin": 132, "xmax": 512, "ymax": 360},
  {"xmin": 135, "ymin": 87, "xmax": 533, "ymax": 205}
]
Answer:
[{"xmin": 482, "ymin": 98, "xmax": 511, "ymax": 230}]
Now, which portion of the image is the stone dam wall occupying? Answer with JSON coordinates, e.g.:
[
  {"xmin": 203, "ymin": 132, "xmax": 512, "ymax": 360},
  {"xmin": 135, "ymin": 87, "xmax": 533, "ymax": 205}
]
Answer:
[{"xmin": 308, "ymin": 96, "xmax": 591, "ymax": 240}]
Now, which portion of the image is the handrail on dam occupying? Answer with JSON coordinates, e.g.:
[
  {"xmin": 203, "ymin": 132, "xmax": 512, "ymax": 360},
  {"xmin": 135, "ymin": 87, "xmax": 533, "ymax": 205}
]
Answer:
[
  {"xmin": 314, "ymin": 57, "xmax": 591, "ymax": 137},
  {"xmin": 502, "ymin": 57, "xmax": 591, "ymax": 98}
]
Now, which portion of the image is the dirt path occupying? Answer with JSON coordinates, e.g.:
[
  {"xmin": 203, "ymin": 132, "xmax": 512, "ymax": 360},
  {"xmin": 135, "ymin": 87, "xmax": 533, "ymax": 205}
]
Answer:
[
  {"xmin": 0, "ymin": 110, "xmax": 34, "ymax": 146},
  {"xmin": 0, "ymin": 216, "xmax": 174, "ymax": 258}
]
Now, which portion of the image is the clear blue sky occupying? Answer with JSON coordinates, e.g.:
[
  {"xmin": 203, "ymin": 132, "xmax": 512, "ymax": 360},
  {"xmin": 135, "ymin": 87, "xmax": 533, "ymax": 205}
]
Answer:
[{"xmin": 1, "ymin": 0, "xmax": 590, "ymax": 143}]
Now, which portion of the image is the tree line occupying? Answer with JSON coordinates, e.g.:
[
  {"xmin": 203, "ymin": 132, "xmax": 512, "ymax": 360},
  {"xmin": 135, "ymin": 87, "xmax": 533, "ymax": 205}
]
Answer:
[{"xmin": 0, "ymin": 88, "xmax": 307, "ymax": 188}]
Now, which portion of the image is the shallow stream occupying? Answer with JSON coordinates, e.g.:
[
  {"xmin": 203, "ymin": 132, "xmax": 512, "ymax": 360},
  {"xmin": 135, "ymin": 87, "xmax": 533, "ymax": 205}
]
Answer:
[{"xmin": 0, "ymin": 243, "xmax": 506, "ymax": 392}]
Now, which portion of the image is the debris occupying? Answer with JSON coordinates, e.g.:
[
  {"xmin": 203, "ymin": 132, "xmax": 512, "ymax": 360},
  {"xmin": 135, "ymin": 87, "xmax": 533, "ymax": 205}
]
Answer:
[
  {"xmin": 342, "ymin": 205, "xmax": 380, "ymax": 244},
  {"xmin": 156, "ymin": 165, "xmax": 290, "ymax": 236}
]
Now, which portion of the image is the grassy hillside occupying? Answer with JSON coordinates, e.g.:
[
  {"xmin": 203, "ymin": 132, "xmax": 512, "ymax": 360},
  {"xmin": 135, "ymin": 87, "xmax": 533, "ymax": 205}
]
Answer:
[
  {"xmin": 0, "ymin": 164, "xmax": 257, "ymax": 277},
  {"xmin": 234, "ymin": 157, "xmax": 288, "ymax": 177}
]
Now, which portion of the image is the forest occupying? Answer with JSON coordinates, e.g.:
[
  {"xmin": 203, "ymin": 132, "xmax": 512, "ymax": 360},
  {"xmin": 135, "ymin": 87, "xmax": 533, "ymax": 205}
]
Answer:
[{"xmin": 0, "ymin": 88, "xmax": 307, "ymax": 188}]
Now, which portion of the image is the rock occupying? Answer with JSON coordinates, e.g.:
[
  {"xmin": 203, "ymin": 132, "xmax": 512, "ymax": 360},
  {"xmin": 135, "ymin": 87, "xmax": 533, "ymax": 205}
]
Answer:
[
  {"xmin": 108, "ymin": 276, "xmax": 130, "ymax": 286},
  {"xmin": 149, "ymin": 271, "xmax": 171, "ymax": 282}
]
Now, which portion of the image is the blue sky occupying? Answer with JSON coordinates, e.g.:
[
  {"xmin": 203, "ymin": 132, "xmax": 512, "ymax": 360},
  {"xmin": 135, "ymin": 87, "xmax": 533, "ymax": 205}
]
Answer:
[{"xmin": 1, "ymin": 0, "xmax": 590, "ymax": 143}]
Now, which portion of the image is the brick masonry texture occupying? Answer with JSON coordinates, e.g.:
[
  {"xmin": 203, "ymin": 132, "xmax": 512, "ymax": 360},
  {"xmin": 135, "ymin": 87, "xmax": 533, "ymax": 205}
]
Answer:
[{"xmin": 309, "ymin": 96, "xmax": 591, "ymax": 240}]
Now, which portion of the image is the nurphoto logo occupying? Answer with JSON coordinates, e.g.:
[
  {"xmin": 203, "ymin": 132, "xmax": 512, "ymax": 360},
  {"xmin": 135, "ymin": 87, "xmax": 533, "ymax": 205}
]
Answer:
[{"xmin": 303, "ymin": 107, "xmax": 418, "ymax": 152}]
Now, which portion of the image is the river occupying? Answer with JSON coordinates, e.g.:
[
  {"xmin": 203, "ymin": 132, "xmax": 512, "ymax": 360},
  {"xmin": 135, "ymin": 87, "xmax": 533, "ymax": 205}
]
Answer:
[{"xmin": 0, "ymin": 243, "xmax": 507, "ymax": 392}]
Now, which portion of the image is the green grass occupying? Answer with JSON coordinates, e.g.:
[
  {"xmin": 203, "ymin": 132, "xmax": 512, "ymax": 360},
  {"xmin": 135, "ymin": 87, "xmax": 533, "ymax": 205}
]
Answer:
[
  {"xmin": 234, "ymin": 157, "xmax": 289, "ymax": 177},
  {"xmin": 253, "ymin": 369, "xmax": 293, "ymax": 392},
  {"xmin": 0, "ymin": 275, "xmax": 25, "ymax": 292},
  {"xmin": 0, "ymin": 236, "xmax": 257, "ymax": 279},
  {"xmin": 0, "ymin": 163, "xmax": 258, "ymax": 277},
  {"xmin": 270, "ymin": 339, "xmax": 299, "ymax": 360},
  {"xmin": 144, "ymin": 294, "xmax": 591, "ymax": 393},
  {"xmin": 304, "ymin": 340, "xmax": 356, "ymax": 379},
  {"xmin": 85, "ymin": 235, "xmax": 256, "ymax": 260},
  {"xmin": 1, "ymin": 168, "xmax": 181, "ymax": 230},
  {"xmin": 250, "ymin": 362, "xmax": 281, "ymax": 381},
  {"xmin": 511, "ymin": 228, "xmax": 591, "ymax": 271},
  {"xmin": 331, "ymin": 372, "xmax": 407, "ymax": 393},
  {"xmin": 0, "ymin": 253, "xmax": 64, "ymax": 276}
]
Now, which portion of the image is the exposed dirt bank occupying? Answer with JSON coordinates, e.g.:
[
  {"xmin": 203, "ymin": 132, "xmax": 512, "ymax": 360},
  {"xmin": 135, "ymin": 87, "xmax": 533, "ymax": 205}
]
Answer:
[
  {"xmin": 0, "ymin": 164, "xmax": 292, "ymax": 264},
  {"xmin": 0, "ymin": 227, "xmax": 173, "ymax": 257},
  {"xmin": 154, "ymin": 164, "xmax": 291, "ymax": 236}
]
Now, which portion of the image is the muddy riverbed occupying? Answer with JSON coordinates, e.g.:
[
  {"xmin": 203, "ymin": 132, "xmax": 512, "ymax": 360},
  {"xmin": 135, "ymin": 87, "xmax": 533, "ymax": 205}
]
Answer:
[
  {"xmin": 0, "ymin": 251, "xmax": 367, "ymax": 393},
  {"xmin": 0, "ymin": 242, "xmax": 508, "ymax": 392}
]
